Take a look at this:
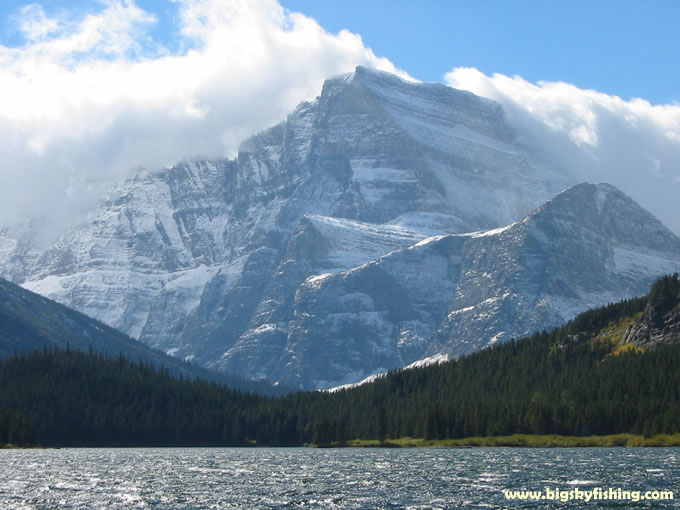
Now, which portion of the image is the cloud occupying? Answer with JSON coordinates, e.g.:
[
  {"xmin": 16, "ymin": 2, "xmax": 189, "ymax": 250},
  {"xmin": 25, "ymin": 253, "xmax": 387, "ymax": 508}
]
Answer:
[
  {"xmin": 4, "ymin": 1, "xmax": 678, "ymax": 241},
  {"xmin": 17, "ymin": 4, "xmax": 62, "ymax": 42},
  {"xmin": 445, "ymin": 67, "xmax": 680, "ymax": 235},
  {"xmin": 0, "ymin": 0, "xmax": 409, "ymax": 235}
]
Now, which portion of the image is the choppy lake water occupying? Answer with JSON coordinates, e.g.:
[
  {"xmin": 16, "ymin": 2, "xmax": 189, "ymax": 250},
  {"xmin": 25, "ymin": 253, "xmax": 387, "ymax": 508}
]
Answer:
[{"xmin": 0, "ymin": 447, "xmax": 677, "ymax": 509}]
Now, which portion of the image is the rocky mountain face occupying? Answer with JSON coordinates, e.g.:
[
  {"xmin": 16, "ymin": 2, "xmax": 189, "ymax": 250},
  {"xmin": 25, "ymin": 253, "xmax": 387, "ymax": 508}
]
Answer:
[
  {"xmin": 276, "ymin": 183, "xmax": 680, "ymax": 387},
  {"xmin": 1, "ymin": 67, "xmax": 679, "ymax": 389},
  {"xmin": 624, "ymin": 305, "xmax": 680, "ymax": 348},
  {"xmin": 623, "ymin": 276, "xmax": 680, "ymax": 348}
]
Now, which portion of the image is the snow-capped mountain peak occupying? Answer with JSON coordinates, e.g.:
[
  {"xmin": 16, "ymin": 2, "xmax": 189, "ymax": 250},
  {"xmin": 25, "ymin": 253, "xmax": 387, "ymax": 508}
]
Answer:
[{"xmin": 2, "ymin": 68, "xmax": 678, "ymax": 389}]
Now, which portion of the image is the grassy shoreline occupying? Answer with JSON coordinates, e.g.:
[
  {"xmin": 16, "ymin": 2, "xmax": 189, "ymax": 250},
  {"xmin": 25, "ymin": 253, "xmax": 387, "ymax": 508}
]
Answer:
[
  {"xmin": 338, "ymin": 433, "xmax": 680, "ymax": 448},
  {"xmin": 1, "ymin": 443, "xmax": 42, "ymax": 449},
  {"xmin": 1, "ymin": 443, "xmax": 28, "ymax": 449},
  {"xmin": 4, "ymin": 434, "xmax": 680, "ymax": 449}
]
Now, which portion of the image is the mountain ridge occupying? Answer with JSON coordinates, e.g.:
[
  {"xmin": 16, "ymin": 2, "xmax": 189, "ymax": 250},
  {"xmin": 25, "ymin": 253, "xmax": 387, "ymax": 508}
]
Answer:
[
  {"xmin": 0, "ymin": 277, "xmax": 285, "ymax": 394},
  {"xmin": 271, "ymin": 182, "xmax": 680, "ymax": 387},
  {"xmin": 1, "ymin": 67, "xmax": 678, "ymax": 389}
]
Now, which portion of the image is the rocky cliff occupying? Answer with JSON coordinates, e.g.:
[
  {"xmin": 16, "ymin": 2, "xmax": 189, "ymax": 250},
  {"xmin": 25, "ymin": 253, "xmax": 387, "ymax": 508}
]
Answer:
[
  {"xmin": 622, "ymin": 274, "xmax": 680, "ymax": 348},
  {"xmin": 1, "ymin": 67, "xmax": 678, "ymax": 389}
]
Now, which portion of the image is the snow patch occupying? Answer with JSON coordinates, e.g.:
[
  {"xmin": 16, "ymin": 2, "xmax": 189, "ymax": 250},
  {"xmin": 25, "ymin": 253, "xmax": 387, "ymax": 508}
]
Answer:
[
  {"xmin": 404, "ymin": 353, "xmax": 450, "ymax": 369},
  {"xmin": 23, "ymin": 274, "xmax": 68, "ymax": 298},
  {"xmin": 325, "ymin": 373, "xmax": 383, "ymax": 393},
  {"xmin": 414, "ymin": 235, "xmax": 447, "ymax": 248},
  {"xmin": 250, "ymin": 323, "xmax": 279, "ymax": 335},
  {"xmin": 487, "ymin": 332, "xmax": 505, "ymax": 345},
  {"xmin": 304, "ymin": 273, "xmax": 333, "ymax": 287},
  {"xmin": 326, "ymin": 353, "xmax": 449, "ymax": 392},
  {"xmin": 613, "ymin": 246, "xmax": 680, "ymax": 278},
  {"xmin": 447, "ymin": 304, "xmax": 475, "ymax": 318},
  {"xmin": 467, "ymin": 224, "xmax": 513, "ymax": 238}
]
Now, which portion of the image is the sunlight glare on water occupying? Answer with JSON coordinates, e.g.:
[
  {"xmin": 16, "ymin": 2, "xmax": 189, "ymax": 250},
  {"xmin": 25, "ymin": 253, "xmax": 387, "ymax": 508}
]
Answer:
[{"xmin": 0, "ymin": 447, "xmax": 678, "ymax": 509}]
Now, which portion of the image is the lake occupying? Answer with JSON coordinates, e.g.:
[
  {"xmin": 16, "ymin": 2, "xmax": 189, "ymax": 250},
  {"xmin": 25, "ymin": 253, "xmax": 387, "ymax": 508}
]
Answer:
[{"xmin": 1, "ymin": 447, "xmax": 677, "ymax": 508}]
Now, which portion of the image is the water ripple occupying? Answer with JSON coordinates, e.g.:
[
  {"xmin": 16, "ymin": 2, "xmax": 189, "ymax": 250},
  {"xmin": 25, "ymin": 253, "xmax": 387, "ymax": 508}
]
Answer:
[{"xmin": 0, "ymin": 447, "xmax": 677, "ymax": 509}]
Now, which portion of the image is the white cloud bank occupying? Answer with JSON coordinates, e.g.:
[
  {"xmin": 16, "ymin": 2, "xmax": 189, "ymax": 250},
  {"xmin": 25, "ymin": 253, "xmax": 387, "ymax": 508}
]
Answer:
[
  {"xmin": 0, "ymin": 0, "xmax": 408, "ymax": 233},
  {"xmin": 446, "ymin": 68, "xmax": 680, "ymax": 235},
  {"xmin": 2, "ymin": 1, "xmax": 678, "ymax": 239}
]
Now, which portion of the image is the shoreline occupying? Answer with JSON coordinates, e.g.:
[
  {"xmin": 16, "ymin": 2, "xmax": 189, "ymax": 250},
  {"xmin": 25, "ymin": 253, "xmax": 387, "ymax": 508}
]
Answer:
[
  {"xmin": 4, "ymin": 433, "xmax": 680, "ymax": 449},
  {"xmin": 329, "ymin": 433, "xmax": 680, "ymax": 448},
  {"xmin": 0, "ymin": 443, "xmax": 42, "ymax": 449}
]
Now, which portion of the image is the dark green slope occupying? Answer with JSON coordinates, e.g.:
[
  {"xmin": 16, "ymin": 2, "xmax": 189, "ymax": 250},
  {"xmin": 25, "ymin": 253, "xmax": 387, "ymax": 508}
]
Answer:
[
  {"xmin": 1, "ymin": 275, "xmax": 678, "ymax": 447},
  {"xmin": 1, "ymin": 277, "xmax": 177, "ymax": 364},
  {"xmin": 0, "ymin": 351, "xmax": 262, "ymax": 446},
  {"xmin": 0, "ymin": 277, "xmax": 285, "ymax": 394}
]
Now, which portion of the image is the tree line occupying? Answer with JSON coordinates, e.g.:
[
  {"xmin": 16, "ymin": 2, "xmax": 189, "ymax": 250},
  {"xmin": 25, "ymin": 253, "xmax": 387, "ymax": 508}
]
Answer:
[{"xmin": 1, "ymin": 275, "xmax": 678, "ymax": 447}]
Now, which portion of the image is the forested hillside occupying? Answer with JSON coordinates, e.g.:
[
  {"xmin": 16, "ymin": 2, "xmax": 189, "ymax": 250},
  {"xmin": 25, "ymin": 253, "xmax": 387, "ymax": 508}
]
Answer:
[
  {"xmin": 0, "ymin": 277, "xmax": 287, "ymax": 396},
  {"xmin": 1, "ymin": 275, "xmax": 678, "ymax": 447},
  {"xmin": 0, "ymin": 408, "xmax": 34, "ymax": 446}
]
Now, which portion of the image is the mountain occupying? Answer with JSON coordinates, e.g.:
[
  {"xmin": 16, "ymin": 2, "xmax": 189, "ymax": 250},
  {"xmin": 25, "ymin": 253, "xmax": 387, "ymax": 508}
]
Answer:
[
  {"xmin": 1, "ymin": 66, "xmax": 678, "ymax": 389},
  {"xmin": 0, "ymin": 277, "xmax": 281, "ymax": 393},
  {"xmin": 258, "ymin": 183, "xmax": 680, "ymax": 388}
]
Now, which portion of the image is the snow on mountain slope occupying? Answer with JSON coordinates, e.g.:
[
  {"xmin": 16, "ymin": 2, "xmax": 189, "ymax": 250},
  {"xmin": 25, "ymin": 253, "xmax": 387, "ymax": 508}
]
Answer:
[
  {"xmin": 272, "ymin": 183, "xmax": 680, "ymax": 388},
  {"xmin": 18, "ymin": 161, "xmax": 234, "ymax": 343},
  {"xmin": 302, "ymin": 214, "xmax": 425, "ymax": 271},
  {"xmin": 357, "ymin": 67, "xmax": 518, "ymax": 155},
  {"xmin": 1, "ymin": 67, "xmax": 676, "ymax": 389}
]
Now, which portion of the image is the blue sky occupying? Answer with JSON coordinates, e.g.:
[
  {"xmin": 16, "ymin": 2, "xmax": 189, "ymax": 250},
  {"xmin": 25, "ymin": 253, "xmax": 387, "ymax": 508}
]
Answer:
[
  {"xmin": 281, "ymin": 0, "xmax": 680, "ymax": 105},
  {"xmin": 0, "ymin": 0, "xmax": 678, "ymax": 235},
  {"xmin": 2, "ymin": 0, "xmax": 677, "ymax": 104}
]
